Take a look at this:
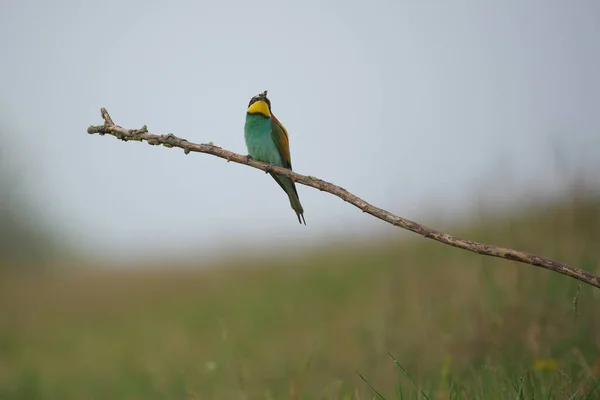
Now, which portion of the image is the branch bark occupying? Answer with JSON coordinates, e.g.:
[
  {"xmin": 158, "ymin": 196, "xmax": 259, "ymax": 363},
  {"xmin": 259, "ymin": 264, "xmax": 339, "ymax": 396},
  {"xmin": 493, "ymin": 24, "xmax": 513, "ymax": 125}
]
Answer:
[{"xmin": 87, "ymin": 108, "xmax": 600, "ymax": 289}]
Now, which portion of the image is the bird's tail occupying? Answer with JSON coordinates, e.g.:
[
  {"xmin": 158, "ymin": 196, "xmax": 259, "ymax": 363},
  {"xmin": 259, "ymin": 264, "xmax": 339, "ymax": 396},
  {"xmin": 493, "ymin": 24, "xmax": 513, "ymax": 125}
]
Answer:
[{"xmin": 270, "ymin": 174, "xmax": 306, "ymax": 225}]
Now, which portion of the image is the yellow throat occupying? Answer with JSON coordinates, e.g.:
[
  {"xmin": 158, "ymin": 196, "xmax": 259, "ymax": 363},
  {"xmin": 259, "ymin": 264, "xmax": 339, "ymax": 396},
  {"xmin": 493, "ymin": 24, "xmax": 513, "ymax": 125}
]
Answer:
[{"xmin": 247, "ymin": 100, "xmax": 271, "ymax": 118}]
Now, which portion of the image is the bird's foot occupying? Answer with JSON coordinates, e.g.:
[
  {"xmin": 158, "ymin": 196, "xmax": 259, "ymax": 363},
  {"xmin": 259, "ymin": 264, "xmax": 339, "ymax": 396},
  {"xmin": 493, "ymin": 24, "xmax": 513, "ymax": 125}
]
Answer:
[
  {"xmin": 246, "ymin": 155, "xmax": 253, "ymax": 162},
  {"xmin": 265, "ymin": 163, "xmax": 273, "ymax": 174}
]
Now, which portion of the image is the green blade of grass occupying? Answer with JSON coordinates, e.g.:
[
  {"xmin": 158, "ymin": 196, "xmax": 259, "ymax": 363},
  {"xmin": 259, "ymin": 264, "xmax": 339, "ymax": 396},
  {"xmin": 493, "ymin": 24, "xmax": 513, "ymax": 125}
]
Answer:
[
  {"xmin": 357, "ymin": 371, "xmax": 386, "ymax": 400},
  {"xmin": 448, "ymin": 377, "xmax": 456, "ymax": 400},
  {"xmin": 516, "ymin": 376, "xmax": 525, "ymax": 400},
  {"xmin": 387, "ymin": 351, "xmax": 430, "ymax": 400},
  {"xmin": 567, "ymin": 389, "xmax": 579, "ymax": 400},
  {"xmin": 397, "ymin": 369, "xmax": 404, "ymax": 400},
  {"xmin": 583, "ymin": 377, "xmax": 600, "ymax": 400}
]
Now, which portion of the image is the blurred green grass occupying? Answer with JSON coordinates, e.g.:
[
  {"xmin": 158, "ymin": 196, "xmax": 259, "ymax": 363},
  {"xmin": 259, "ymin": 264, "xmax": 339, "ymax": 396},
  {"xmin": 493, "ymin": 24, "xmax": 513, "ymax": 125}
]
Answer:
[{"xmin": 0, "ymin": 194, "xmax": 599, "ymax": 399}]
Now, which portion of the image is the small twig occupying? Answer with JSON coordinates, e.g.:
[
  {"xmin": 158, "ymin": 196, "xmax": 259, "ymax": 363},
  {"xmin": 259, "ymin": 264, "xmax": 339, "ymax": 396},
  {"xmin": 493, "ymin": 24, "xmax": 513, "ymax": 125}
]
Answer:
[
  {"xmin": 101, "ymin": 108, "xmax": 115, "ymax": 126},
  {"xmin": 87, "ymin": 108, "xmax": 600, "ymax": 289}
]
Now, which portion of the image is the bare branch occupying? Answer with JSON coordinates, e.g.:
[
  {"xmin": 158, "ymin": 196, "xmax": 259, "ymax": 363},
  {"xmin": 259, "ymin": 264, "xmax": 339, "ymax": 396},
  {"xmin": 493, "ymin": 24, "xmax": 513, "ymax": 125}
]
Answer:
[{"xmin": 87, "ymin": 108, "xmax": 600, "ymax": 289}]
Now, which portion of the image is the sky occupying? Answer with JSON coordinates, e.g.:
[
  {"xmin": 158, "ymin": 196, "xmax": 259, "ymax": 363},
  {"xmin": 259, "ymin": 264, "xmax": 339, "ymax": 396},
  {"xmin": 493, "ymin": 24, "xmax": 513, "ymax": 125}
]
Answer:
[{"xmin": 0, "ymin": 0, "xmax": 599, "ymax": 261}]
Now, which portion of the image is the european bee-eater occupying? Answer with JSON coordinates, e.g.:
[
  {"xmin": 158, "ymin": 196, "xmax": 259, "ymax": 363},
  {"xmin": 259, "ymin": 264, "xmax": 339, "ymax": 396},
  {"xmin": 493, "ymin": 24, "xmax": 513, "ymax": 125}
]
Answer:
[{"xmin": 244, "ymin": 91, "xmax": 306, "ymax": 225}]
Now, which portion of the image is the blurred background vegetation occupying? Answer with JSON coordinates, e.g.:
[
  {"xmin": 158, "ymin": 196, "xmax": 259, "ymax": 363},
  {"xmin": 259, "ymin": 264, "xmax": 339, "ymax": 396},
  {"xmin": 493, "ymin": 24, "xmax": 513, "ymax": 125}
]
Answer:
[
  {"xmin": 0, "ymin": 121, "xmax": 598, "ymax": 399},
  {"xmin": 0, "ymin": 127, "xmax": 59, "ymax": 266}
]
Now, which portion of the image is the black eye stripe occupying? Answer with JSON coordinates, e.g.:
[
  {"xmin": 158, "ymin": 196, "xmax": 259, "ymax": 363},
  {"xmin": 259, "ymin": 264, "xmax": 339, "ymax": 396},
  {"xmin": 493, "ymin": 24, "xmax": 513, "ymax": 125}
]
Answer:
[{"xmin": 248, "ymin": 92, "xmax": 271, "ymax": 110}]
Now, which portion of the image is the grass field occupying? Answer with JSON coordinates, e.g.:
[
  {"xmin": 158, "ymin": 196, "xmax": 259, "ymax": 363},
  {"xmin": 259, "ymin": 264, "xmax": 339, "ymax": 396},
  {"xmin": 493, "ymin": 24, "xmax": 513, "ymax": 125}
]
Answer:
[{"xmin": 1, "ymin": 194, "xmax": 599, "ymax": 399}]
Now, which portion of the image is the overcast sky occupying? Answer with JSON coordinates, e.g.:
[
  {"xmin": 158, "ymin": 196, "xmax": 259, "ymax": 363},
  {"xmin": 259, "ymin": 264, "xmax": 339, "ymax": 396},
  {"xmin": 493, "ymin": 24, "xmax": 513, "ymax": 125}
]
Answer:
[{"xmin": 1, "ymin": 0, "xmax": 599, "ymax": 261}]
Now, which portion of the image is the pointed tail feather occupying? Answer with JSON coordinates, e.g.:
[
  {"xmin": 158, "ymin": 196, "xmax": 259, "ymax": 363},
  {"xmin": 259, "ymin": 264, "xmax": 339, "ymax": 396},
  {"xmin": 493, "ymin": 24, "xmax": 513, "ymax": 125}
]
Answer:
[{"xmin": 270, "ymin": 173, "xmax": 306, "ymax": 225}]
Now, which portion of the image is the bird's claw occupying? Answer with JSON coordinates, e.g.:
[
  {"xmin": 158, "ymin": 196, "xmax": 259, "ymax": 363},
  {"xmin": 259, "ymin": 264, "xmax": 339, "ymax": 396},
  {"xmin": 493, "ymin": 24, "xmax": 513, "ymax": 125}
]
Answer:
[
  {"xmin": 246, "ymin": 155, "xmax": 253, "ymax": 162},
  {"xmin": 265, "ymin": 163, "xmax": 273, "ymax": 174}
]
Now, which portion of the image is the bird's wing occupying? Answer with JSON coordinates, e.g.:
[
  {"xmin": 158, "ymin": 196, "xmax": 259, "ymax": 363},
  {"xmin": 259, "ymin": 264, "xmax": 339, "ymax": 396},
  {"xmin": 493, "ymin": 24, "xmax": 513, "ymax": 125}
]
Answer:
[{"xmin": 270, "ymin": 114, "xmax": 292, "ymax": 170}]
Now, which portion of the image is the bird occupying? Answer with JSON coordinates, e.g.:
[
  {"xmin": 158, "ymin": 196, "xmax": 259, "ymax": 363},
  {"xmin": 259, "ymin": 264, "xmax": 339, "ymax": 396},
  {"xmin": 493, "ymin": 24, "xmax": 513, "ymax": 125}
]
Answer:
[{"xmin": 244, "ymin": 90, "xmax": 306, "ymax": 225}]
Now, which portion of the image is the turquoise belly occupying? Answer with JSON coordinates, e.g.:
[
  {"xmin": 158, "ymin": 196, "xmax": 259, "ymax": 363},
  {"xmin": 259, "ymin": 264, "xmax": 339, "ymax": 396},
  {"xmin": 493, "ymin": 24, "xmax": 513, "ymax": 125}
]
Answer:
[{"xmin": 244, "ymin": 115, "xmax": 283, "ymax": 166}]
